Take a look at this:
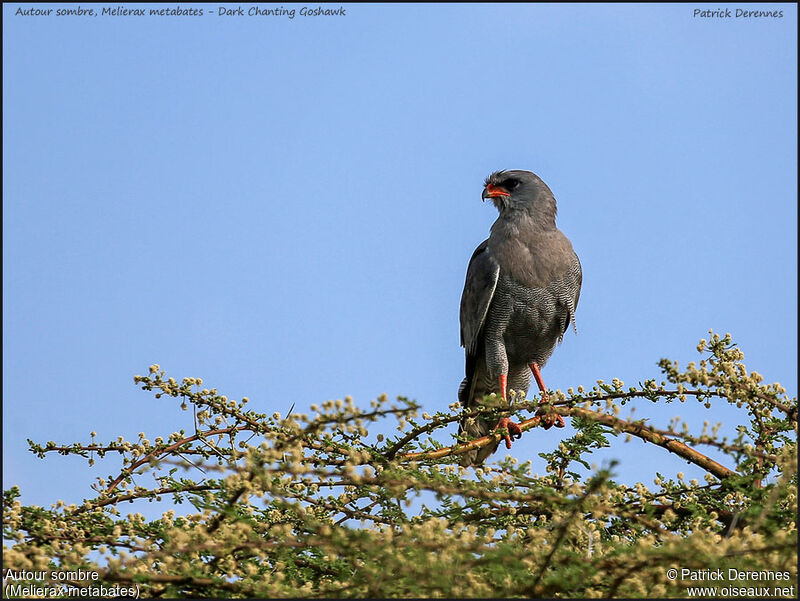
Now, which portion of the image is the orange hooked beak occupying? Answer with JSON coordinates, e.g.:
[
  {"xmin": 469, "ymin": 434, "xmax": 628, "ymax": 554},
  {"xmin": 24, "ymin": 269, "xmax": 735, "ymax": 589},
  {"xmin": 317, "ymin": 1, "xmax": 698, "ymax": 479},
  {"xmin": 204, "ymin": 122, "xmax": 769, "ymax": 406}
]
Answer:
[{"xmin": 483, "ymin": 183, "xmax": 511, "ymax": 199}]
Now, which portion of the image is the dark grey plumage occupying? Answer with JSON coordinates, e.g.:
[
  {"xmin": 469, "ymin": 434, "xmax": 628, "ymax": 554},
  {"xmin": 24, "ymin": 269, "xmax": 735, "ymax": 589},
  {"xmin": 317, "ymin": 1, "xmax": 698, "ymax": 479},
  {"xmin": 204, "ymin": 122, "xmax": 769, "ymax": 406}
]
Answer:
[{"xmin": 458, "ymin": 170, "xmax": 582, "ymax": 465}]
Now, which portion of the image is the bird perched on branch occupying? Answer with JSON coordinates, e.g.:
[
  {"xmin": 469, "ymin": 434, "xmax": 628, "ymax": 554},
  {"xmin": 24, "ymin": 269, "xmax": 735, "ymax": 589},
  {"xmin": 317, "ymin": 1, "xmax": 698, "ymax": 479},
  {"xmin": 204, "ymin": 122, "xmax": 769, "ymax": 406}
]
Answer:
[{"xmin": 458, "ymin": 170, "xmax": 582, "ymax": 466}]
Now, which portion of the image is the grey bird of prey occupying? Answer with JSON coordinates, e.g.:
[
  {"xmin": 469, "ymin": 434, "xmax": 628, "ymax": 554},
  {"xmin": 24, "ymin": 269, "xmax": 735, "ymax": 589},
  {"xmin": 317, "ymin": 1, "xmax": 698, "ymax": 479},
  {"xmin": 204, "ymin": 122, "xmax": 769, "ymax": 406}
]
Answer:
[{"xmin": 458, "ymin": 170, "xmax": 582, "ymax": 466}]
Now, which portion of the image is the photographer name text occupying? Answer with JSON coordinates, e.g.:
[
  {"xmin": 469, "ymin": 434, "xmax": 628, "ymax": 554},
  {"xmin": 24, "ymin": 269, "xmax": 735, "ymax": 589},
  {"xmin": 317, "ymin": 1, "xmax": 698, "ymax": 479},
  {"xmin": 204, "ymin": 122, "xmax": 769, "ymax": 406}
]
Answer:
[{"xmin": 693, "ymin": 8, "xmax": 784, "ymax": 18}]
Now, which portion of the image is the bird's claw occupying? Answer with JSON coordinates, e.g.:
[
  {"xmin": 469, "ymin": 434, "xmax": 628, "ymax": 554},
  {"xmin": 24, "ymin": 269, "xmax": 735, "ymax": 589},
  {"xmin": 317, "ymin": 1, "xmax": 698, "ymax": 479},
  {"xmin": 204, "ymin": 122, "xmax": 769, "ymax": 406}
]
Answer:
[
  {"xmin": 536, "ymin": 406, "xmax": 565, "ymax": 429},
  {"xmin": 493, "ymin": 417, "xmax": 523, "ymax": 449}
]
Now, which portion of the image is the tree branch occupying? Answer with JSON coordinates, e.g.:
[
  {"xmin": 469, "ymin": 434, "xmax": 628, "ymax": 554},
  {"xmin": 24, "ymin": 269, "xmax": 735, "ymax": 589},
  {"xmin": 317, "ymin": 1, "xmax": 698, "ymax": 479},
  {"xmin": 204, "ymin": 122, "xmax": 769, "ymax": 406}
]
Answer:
[{"xmin": 397, "ymin": 404, "xmax": 738, "ymax": 480}]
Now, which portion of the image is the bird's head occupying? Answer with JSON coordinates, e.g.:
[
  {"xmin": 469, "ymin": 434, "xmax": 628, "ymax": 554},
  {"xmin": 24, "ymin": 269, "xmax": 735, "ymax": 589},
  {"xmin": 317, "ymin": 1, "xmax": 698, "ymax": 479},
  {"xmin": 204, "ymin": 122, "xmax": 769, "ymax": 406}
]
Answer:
[{"xmin": 482, "ymin": 169, "xmax": 557, "ymax": 226}]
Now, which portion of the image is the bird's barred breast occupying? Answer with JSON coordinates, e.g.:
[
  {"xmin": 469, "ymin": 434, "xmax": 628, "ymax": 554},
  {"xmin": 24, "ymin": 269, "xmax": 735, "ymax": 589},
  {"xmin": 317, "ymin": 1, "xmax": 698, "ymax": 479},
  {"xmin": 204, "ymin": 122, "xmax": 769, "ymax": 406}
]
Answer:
[{"xmin": 485, "ymin": 274, "xmax": 574, "ymax": 367}]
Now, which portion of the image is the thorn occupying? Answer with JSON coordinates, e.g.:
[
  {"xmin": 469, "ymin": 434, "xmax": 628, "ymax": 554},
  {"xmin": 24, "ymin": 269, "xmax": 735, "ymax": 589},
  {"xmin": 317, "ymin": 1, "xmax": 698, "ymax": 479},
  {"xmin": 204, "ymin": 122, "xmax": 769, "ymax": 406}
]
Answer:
[{"xmin": 177, "ymin": 452, "xmax": 207, "ymax": 474}]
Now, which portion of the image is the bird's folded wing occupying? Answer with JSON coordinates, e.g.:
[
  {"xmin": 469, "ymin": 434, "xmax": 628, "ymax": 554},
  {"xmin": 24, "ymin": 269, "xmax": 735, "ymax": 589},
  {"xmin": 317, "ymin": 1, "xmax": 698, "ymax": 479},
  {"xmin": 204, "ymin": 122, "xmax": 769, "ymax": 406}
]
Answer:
[{"xmin": 460, "ymin": 239, "xmax": 500, "ymax": 353}]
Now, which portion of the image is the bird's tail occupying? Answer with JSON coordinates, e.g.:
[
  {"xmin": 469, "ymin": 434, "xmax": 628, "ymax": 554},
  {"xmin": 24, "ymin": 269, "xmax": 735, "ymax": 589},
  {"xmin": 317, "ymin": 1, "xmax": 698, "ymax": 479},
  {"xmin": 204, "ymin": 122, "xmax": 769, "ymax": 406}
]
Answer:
[{"xmin": 457, "ymin": 353, "xmax": 499, "ymax": 466}]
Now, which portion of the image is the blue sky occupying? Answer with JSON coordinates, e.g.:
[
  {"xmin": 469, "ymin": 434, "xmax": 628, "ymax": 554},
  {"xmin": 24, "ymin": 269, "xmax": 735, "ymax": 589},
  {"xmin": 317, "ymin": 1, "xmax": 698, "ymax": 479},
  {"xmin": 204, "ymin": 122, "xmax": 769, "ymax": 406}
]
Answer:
[{"xmin": 3, "ymin": 3, "xmax": 797, "ymax": 509}]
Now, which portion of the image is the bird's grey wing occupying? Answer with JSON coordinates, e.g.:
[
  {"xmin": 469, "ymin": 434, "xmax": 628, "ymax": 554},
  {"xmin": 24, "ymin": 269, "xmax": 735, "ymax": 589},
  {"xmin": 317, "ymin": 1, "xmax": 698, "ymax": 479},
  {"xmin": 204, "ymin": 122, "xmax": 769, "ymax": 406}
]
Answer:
[
  {"xmin": 458, "ymin": 240, "xmax": 501, "ymax": 466},
  {"xmin": 460, "ymin": 239, "xmax": 500, "ymax": 353}
]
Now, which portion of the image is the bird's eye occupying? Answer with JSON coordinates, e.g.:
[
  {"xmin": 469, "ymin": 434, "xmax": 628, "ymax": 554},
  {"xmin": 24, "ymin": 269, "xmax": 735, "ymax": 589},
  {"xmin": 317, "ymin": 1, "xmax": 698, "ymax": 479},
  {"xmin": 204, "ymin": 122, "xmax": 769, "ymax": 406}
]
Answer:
[{"xmin": 503, "ymin": 179, "xmax": 520, "ymax": 191}]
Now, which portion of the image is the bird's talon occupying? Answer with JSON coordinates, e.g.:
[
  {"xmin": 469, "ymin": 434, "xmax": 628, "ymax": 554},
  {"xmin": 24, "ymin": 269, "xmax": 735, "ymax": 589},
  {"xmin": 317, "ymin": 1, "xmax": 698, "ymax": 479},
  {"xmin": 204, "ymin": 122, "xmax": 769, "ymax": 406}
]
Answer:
[
  {"xmin": 536, "ymin": 407, "xmax": 565, "ymax": 430},
  {"xmin": 493, "ymin": 417, "xmax": 522, "ymax": 449}
]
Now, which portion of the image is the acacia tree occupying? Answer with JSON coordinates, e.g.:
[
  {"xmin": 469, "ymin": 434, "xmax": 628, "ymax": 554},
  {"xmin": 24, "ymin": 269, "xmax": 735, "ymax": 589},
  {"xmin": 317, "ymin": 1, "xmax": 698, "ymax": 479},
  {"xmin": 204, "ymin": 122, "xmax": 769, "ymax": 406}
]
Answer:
[{"xmin": 3, "ymin": 332, "xmax": 797, "ymax": 598}]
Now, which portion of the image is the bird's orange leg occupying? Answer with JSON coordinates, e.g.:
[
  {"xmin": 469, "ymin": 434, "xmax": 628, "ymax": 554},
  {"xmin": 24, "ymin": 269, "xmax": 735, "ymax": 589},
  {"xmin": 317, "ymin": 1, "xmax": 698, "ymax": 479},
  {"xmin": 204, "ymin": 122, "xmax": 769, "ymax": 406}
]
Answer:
[
  {"xmin": 493, "ymin": 374, "xmax": 522, "ymax": 449},
  {"xmin": 530, "ymin": 362, "xmax": 565, "ymax": 429},
  {"xmin": 498, "ymin": 373, "xmax": 508, "ymax": 400}
]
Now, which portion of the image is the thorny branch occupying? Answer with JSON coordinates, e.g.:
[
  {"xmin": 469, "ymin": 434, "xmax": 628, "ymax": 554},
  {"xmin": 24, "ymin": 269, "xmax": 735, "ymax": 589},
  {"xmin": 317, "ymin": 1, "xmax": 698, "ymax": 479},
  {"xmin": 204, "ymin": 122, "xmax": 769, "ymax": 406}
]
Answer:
[{"xmin": 7, "ymin": 333, "xmax": 797, "ymax": 598}]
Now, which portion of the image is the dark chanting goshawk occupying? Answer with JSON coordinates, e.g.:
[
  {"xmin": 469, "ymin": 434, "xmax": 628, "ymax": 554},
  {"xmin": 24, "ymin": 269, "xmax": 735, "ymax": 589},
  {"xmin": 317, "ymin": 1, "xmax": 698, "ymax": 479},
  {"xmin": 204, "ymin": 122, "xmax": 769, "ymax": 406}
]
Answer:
[{"xmin": 458, "ymin": 170, "xmax": 582, "ymax": 466}]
